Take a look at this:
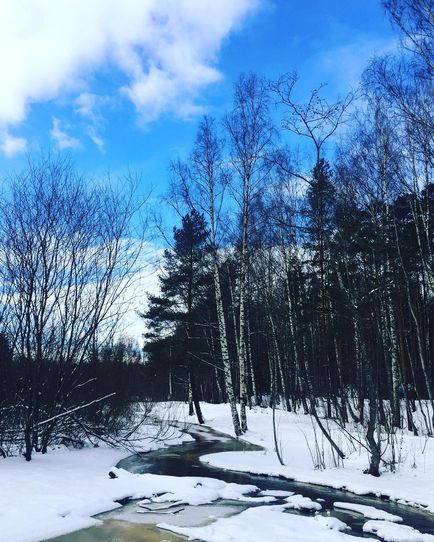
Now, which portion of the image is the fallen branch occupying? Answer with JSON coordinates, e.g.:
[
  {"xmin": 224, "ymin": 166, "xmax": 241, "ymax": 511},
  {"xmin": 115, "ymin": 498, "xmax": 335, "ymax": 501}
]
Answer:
[{"xmin": 37, "ymin": 393, "xmax": 116, "ymax": 426}]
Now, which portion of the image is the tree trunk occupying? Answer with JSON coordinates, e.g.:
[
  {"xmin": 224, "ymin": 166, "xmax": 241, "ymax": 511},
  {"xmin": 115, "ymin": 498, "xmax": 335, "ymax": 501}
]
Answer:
[{"xmin": 212, "ymin": 259, "xmax": 242, "ymax": 435}]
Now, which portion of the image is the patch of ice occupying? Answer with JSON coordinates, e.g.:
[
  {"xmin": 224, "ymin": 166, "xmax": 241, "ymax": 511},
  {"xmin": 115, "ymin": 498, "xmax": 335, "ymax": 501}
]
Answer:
[
  {"xmin": 108, "ymin": 500, "xmax": 247, "ymax": 528},
  {"xmin": 138, "ymin": 500, "xmax": 186, "ymax": 511}
]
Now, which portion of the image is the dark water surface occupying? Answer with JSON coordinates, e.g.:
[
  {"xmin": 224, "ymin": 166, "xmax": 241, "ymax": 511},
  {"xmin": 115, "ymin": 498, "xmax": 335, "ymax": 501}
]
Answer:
[{"xmin": 48, "ymin": 424, "xmax": 434, "ymax": 542}]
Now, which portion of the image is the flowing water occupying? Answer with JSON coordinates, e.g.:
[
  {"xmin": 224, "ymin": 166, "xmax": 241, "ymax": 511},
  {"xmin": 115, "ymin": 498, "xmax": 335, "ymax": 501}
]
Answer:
[{"xmin": 49, "ymin": 424, "xmax": 434, "ymax": 542}]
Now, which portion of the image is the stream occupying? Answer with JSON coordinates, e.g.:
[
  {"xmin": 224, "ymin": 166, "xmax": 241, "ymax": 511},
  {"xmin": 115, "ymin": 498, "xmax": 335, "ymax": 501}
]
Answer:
[{"xmin": 49, "ymin": 424, "xmax": 434, "ymax": 542}]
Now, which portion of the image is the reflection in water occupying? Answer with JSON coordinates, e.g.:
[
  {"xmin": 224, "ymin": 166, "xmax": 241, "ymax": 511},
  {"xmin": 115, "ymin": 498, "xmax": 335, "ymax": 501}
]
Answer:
[{"xmin": 49, "ymin": 520, "xmax": 186, "ymax": 542}]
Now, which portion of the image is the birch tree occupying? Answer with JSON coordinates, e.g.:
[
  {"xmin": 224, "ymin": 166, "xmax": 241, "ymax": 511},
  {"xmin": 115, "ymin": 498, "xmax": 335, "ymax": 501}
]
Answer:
[
  {"xmin": 171, "ymin": 117, "xmax": 242, "ymax": 435},
  {"xmin": 224, "ymin": 73, "xmax": 275, "ymax": 432}
]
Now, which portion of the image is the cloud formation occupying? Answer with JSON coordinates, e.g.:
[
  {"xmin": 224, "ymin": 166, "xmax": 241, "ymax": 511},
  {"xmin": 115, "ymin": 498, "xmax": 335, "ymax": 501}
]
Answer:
[
  {"xmin": 50, "ymin": 118, "xmax": 81, "ymax": 150},
  {"xmin": 0, "ymin": 132, "xmax": 27, "ymax": 158},
  {"xmin": 0, "ymin": 0, "xmax": 258, "ymax": 155}
]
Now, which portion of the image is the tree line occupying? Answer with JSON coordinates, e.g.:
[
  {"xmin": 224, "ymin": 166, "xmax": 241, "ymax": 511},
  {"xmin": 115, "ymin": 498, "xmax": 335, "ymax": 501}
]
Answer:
[{"xmin": 143, "ymin": 0, "xmax": 433, "ymax": 476}]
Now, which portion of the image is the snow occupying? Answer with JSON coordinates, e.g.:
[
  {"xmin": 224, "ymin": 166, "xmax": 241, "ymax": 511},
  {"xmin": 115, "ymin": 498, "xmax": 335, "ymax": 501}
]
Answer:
[
  {"xmin": 159, "ymin": 504, "xmax": 374, "ymax": 542},
  {"xmin": 184, "ymin": 402, "xmax": 434, "ymax": 513},
  {"xmin": 334, "ymin": 501, "xmax": 403, "ymax": 521},
  {"xmin": 314, "ymin": 515, "xmax": 351, "ymax": 531},
  {"xmin": 109, "ymin": 468, "xmax": 261, "ymax": 506},
  {"xmin": 1, "ymin": 401, "xmax": 434, "ymax": 542},
  {"xmin": 0, "ymin": 412, "xmax": 275, "ymax": 542},
  {"xmin": 363, "ymin": 520, "xmax": 434, "ymax": 542},
  {"xmin": 0, "ymin": 422, "xmax": 193, "ymax": 542},
  {"xmin": 283, "ymin": 494, "xmax": 322, "ymax": 510},
  {"xmin": 0, "ymin": 450, "xmax": 263, "ymax": 542},
  {"xmin": 259, "ymin": 489, "xmax": 294, "ymax": 497}
]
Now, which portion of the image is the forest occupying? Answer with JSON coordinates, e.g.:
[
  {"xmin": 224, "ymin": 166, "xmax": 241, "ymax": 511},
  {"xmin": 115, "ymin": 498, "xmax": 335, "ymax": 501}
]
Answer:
[{"xmin": 142, "ymin": 0, "xmax": 434, "ymax": 476}]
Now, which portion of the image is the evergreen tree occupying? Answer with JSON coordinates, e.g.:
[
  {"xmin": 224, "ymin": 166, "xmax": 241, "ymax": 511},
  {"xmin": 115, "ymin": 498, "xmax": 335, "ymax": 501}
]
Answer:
[
  {"xmin": 305, "ymin": 158, "xmax": 335, "ymax": 292},
  {"xmin": 143, "ymin": 209, "xmax": 211, "ymax": 423},
  {"xmin": 304, "ymin": 159, "xmax": 336, "ymax": 398}
]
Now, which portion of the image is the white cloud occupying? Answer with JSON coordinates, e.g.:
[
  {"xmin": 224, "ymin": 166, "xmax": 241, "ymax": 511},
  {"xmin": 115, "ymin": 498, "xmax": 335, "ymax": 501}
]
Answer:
[
  {"xmin": 75, "ymin": 93, "xmax": 107, "ymax": 152},
  {"xmin": 50, "ymin": 118, "xmax": 81, "ymax": 150},
  {"xmin": 0, "ymin": 132, "xmax": 27, "ymax": 157},
  {"xmin": 0, "ymin": 0, "xmax": 258, "ymax": 155},
  {"xmin": 75, "ymin": 92, "xmax": 100, "ymax": 121},
  {"xmin": 86, "ymin": 126, "xmax": 105, "ymax": 153}
]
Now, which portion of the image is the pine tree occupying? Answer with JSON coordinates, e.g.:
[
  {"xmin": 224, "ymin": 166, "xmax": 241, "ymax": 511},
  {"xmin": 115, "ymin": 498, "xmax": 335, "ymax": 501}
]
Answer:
[
  {"xmin": 143, "ymin": 209, "xmax": 211, "ymax": 424},
  {"xmin": 304, "ymin": 159, "xmax": 336, "ymax": 398}
]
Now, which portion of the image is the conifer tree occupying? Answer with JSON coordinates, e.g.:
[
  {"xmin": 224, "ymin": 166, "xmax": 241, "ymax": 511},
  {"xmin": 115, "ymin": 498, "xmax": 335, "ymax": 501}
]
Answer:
[{"xmin": 144, "ymin": 210, "xmax": 210, "ymax": 423}]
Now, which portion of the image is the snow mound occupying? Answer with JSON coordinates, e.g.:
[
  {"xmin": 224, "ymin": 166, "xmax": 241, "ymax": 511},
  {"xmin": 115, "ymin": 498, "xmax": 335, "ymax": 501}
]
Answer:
[
  {"xmin": 283, "ymin": 494, "xmax": 322, "ymax": 511},
  {"xmin": 315, "ymin": 515, "xmax": 351, "ymax": 531},
  {"xmin": 363, "ymin": 520, "xmax": 434, "ymax": 542},
  {"xmin": 334, "ymin": 502, "xmax": 402, "ymax": 522},
  {"xmin": 109, "ymin": 467, "xmax": 260, "ymax": 506}
]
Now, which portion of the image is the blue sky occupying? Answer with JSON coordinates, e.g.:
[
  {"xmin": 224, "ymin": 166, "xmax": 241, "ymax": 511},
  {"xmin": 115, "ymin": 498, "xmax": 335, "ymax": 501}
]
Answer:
[{"xmin": 0, "ymin": 0, "xmax": 397, "ymax": 195}]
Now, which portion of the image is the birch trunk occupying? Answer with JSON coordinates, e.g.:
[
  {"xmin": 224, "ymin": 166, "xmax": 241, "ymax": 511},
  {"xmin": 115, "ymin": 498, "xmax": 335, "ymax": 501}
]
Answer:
[
  {"xmin": 238, "ymin": 213, "xmax": 248, "ymax": 432},
  {"xmin": 385, "ymin": 261, "xmax": 402, "ymax": 429},
  {"xmin": 212, "ymin": 258, "xmax": 242, "ymax": 435},
  {"xmin": 207, "ymin": 144, "xmax": 242, "ymax": 435}
]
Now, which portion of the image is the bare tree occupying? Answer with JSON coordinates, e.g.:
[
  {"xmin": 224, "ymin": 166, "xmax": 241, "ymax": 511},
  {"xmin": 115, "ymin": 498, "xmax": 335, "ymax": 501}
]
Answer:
[
  {"xmin": 170, "ymin": 117, "xmax": 242, "ymax": 436},
  {"xmin": 224, "ymin": 73, "xmax": 275, "ymax": 432},
  {"xmin": 383, "ymin": 0, "xmax": 434, "ymax": 74},
  {"xmin": 271, "ymin": 73, "xmax": 354, "ymax": 167},
  {"xmin": 0, "ymin": 155, "xmax": 147, "ymax": 460}
]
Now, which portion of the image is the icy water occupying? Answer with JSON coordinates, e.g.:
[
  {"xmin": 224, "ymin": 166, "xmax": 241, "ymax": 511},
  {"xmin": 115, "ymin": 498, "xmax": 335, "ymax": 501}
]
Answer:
[{"xmin": 49, "ymin": 424, "xmax": 434, "ymax": 542}]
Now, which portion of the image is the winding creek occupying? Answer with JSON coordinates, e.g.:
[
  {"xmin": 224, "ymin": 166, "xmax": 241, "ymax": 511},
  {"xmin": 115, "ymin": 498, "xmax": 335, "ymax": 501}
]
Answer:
[{"xmin": 49, "ymin": 424, "xmax": 434, "ymax": 542}]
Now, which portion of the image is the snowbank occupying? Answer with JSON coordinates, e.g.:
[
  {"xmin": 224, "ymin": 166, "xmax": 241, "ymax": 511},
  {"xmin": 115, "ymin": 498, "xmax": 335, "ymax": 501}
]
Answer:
[
  {"xmin": 2, "ymin": 401, "xmax": 433, "ymax": 542},
  {"xmin": 0, "ymin": 420, "xmax": 192, "ymax": 542},
  {"xmin": 363, "ymin": 520, "xmax": 434, "ymax": 541}
]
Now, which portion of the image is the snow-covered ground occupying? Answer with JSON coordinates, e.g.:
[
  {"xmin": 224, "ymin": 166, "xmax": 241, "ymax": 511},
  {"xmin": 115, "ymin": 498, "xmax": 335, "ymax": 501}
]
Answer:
[
  {"xmin": 161, "ymin": 505, "xmax": 434, "ymax": 542},
  {"xmin": 1, "ymin": 401, "xmax": 433, "ymax": 542},
  {"xmin": 177, "ymin": 402, "xmax": 434, "ymax": 514},
  {"xmin": 160, "ymin": 503, "xmax": 365, "ymax": 542},
  {"xmin": 159, "ymin": 402, "xmax": 434, "ymax": 542},
  {"xmin": 0, "ymin": 408, "xmax": 194, "ymax": 542}
]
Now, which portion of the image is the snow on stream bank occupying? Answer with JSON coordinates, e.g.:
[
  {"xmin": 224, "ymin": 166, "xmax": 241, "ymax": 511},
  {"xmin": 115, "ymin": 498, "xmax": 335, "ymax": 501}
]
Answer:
[
  {"xmin": 1, "ymin": 401, "xmax": 433, "ymax": 542},
  {"xmin": 158, "ymin": 402, "xmax": 434, "ymax": 542},
  {"xmin": 0, "ymin": 415, "xmax": 194, "ymax": 542},
  {"xmin": 0, "ymin": 437, "xmax": 268, "ymax": 541},
  {"xmin": 160, "ymin": 503, "xmax": 365, "ymax": 542},
  {"xmin": 177, "ymin": 402, "xmax": 434, "ymax": 514}
]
